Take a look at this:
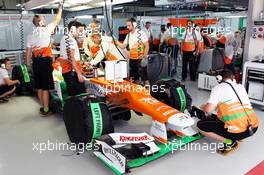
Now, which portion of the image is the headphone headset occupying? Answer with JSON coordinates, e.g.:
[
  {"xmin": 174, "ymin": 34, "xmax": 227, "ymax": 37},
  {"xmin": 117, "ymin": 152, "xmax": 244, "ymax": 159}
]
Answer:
[
  {"xmin": 132, "ymin": 22, "xmax": 137, "ymax": 28},
  {"xmin": 70, "ymin": 26, "xmax": 77, "ymax": 35},
  {"xmin": 216, "ymin": 75, "xmax": 223, "ymax": 83},
  {"xmin": 129, "ymin": 18, "xmax": 137, "ymax": 28},
  {"xmin": 1, "ymin": 63, "xmax": 6, "ymax": 69},
  {"xmin": 216, "ymin": 73, "xmax": 234, "ymax": 83}
]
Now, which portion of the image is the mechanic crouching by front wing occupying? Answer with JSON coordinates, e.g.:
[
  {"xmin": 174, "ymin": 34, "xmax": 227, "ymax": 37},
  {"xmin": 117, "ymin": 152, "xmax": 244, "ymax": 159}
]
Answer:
[
  {"xmin": 26, "ymin": 3, "xmax": 62, "ymax": 116},
  {"xmin": 196, "ymin": 69, "xmax": 259, "ymax": 155}
]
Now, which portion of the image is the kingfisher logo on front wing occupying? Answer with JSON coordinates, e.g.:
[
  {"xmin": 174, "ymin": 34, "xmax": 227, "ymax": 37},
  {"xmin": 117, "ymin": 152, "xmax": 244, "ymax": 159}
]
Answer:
[{"xmin": 119, "ymin": 135, "xmax": 151, "ymax": 143}]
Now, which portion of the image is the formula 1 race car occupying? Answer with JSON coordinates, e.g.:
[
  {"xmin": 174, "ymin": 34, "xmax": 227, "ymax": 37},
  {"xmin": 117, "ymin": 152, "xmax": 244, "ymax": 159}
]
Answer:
[{"xmin": 51, "ymin": 60, "xmax": 202, "ymax": 175}]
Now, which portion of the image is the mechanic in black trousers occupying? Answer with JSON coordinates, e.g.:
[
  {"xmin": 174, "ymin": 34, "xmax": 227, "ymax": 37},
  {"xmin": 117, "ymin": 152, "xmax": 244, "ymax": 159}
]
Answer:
[{"xmin": 181, "ymin": 20, "xmax": 201, "ymax": 81}]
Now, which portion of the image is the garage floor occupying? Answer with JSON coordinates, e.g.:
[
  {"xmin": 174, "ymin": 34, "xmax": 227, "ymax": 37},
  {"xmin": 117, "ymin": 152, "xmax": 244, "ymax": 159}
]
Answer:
[{"xmin": 0, "ymin": 80, "xmax": 263, "ymax": 175}]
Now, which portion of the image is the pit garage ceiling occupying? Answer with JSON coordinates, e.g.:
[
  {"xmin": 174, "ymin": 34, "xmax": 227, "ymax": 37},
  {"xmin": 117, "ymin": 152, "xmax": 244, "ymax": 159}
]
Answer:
[
  {"xmin": 156, "ymin": 0, "xmax": 248, "ymax": 6},
  {"xmin": 24, "ymin": 0, "xmax": 153, "ymax": 11},
  {"xmin": 24, "ymin": 0, "xmax": 249, "ymax": 13}
]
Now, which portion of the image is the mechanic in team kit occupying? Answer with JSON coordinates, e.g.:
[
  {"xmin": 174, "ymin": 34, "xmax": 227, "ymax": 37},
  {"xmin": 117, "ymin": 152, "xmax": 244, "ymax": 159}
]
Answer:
[
  {"xmin": 115, "ymin": 18, "xmax": 150, "ymax": 85},
  {"xmin": 58, "ymin": 21, "xmax": 87, "ymax": 96},
  {"xmin": 0, "ymin": 58, "xmax": 20, "ymax": 101},
  {"xmin": 87, "ymin": 33, "xmax": 127, "ymax": 67},
  {"xmin": 26, "ymin": 3, "xmax": 63, "ymax": 115},
  {"xmin": 181, "ymin": 20, "xmax": 201, "ymax": 81},
  {"xmin": 83, "ymin": 20, "xmax": 102, "ymax": 60},
  {"xmin": 197, "ymin": 69, "xmax": 259, "ymax": 155}
]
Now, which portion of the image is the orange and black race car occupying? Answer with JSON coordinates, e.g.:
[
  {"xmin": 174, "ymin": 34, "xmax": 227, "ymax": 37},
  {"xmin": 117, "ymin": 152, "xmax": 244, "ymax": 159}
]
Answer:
[{"xmin": 51, "ymin": 60, "xmax": 202, "ymax": 175}]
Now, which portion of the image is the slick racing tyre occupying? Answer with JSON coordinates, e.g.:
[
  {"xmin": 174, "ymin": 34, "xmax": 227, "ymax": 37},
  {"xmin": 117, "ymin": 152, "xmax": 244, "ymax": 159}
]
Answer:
[
  {"xmin": 151, "ymin": 79, "xmax": 192, "ymax": 112},
  {"xmin": 63, "ymin": 95, "xmax": 114, "ymax": 144}
]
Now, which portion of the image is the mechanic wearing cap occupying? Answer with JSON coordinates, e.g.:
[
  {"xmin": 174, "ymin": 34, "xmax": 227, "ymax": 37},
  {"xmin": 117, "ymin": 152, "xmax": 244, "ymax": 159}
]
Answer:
[
  {"xmin": 26, "ymin": 4, "xmax": 62, "ymax": 116},
  {"xmin": 181, "ymin": 20, "xmax": 201, "ymax": 81},
  {"xmin": 116, "ymin": 18, "xmax": 150, "ymax": 85},
  {"xmin": 197, "ymin": 69, "xmax": 259, "ymax": 155}
]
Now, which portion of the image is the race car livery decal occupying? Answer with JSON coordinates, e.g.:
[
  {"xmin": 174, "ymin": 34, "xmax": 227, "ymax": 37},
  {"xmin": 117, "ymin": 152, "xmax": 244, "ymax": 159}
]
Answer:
[
  {"xmin": 119, "ymin": 135, "xmax": 150, "ymax": 142},
  {"xmin": 163, "ymin": 109, "xmax": 177, "ymax": 116},
  {"xmin": 151, "ymin": 120, "xmax": 168, "ymax": 143},
  {"xmin": 85, "ymin": 81, "xmax": 108, "ymax": 96},
  {"xmin": 156, "ymin": 105, "xmax": 170, "ymax": 111},
  {"xmin": 90, "ymin": 103, "xmax": 103, "ymax": 139},
  {"xmin": 96, "ymin": 140, "xmax": 126, "ymax": 174},
  {"xmin": 109, "ymin": 133, "xmax": 154, "ymax": 144},
  {"xmin": 140, "ymin": 97, "xmax": 160, "ymax": 105},
  {"xmin": 54, "ymin": 81, "xmax": 63, "ymax": 101},
  {"xmin": 103, "ymin": 147, "xmax": 125, "ymax": 167}
]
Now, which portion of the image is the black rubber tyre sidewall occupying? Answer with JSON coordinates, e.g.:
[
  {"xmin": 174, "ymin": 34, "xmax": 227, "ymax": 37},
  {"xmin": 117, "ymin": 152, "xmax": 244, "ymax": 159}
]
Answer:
[{"xmin": 63, "ymin": 96, "xmax": 114, "ymax": 144}]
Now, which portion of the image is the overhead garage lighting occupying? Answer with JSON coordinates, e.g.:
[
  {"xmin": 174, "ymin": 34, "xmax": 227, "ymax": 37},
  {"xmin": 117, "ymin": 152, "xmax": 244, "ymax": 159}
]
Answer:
[
  {"xmin": 25, "ymin": 0, "xmax": 135, "ymax": 10},
  {"xmin": 68, "ymin": 0, "xmax": 93, "ymax": 4},
  {"xmin": 185, "ymin": 0, "xmax": 201, "ymax": 2},
  {"xmin": 31, "ymin": 5, "xmax": 47, "ymax": 9},
  {"xmin": 76, "ymin": 15, "xmax": 93, "ymax": 19},
  {"xmin": 113, "ymin": 0, "xmax": 134, "ymax": 4},
  {"xmin": 96, "ymin": 15, "xmax": 105, "ymax": 19},
  {"xmin": 236, "ymin": 7, "xmax": 247, "ymax": 11},
  {"xmin": 97, "ymin": 0, "xmax": 134, "ymax": 6},
  {"xmin": 113, "ymin": 6, "xmax": 124, "ymax": 10},
  {"xmin": 225, "ymin": 15, "xmax": 247, "ymax": 18},
  {"xmin": 68, "ymin": 6, "xmax": 93, "ymax": 11},
  {"xmin": 25, "ymin": 0, "xmax": 61, "ymax": 10}
]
